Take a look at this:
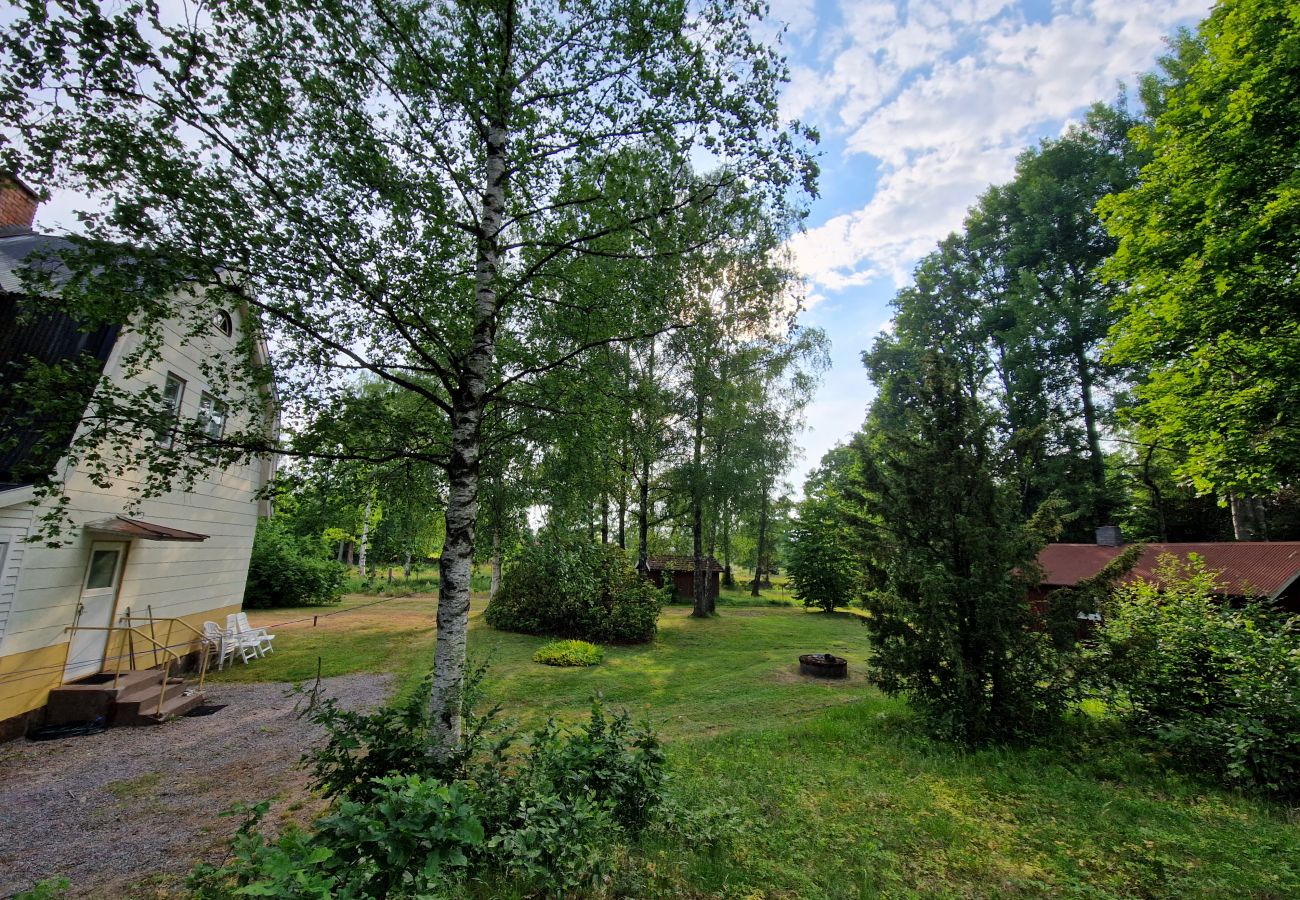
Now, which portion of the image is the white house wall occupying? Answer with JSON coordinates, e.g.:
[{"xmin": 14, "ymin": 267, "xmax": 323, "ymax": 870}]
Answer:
[{"xmin": 1, "ymin": 296, "xmax": 271, "ymax": 718}]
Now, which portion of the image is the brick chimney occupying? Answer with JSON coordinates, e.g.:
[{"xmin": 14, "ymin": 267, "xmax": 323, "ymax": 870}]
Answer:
[
  {"xmin": 1095, "ymin": 525, "xmax": 1123, "ymax": 547},
  {"xmin": 0, "ymin": 174, "xmax": 39, "ymax": 230}
]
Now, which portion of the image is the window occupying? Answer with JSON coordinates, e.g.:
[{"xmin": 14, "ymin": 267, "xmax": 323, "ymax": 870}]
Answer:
[
  {"xmin": 85, "ymin": 549, "xmax": 121, "ymax": 590},
  {"xmin": 213, "ymin": 309, "xmax": 233, "ymax": 337},
  {"xmin": 199, "ymin": 393, "xmax": 227, "ymax": 439},
  {"xmin": 155, "ymin": 374, "xmax": 185, "ymax": 446}
]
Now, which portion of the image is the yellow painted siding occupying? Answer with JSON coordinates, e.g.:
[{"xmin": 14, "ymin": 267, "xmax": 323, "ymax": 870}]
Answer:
[
  {"xmin": 0, "ymin": 643, "xmax": 70, "ymax": 722},
  {"xmin": 0, "ymin": 603, "xmax": 241, "ymax": 723}
]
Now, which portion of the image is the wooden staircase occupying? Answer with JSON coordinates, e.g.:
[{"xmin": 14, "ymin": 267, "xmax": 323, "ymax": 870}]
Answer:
[{"xmin": 45, "ymin": 670, "xmax": 205, "ymax": 727}]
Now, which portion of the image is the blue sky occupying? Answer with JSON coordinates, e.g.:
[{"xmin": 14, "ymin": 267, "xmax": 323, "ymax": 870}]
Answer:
[{"xmin": 773, "ymin": 0, "xmax": 1213, "ymax": 491}]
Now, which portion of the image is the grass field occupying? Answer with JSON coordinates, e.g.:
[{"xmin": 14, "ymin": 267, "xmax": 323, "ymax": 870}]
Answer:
[{"xmin": 218, "ymin": 592, "xmax": 1300, "ymax": 899}]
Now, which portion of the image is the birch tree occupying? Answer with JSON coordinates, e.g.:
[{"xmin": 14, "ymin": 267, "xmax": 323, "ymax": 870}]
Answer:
[{"xmin": 1, "ymin": 0, "xmax": 813, "ymax": 754}]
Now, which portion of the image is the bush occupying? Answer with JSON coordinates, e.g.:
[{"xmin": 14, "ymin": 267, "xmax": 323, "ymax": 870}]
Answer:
[
  {"xmin": 194, "ymin": 672, "xmax": 666, "ymax": 899},
  {"xmin": 485, "ymin": 535, "xmax": 664, "ymax": 643},
  {"xmin": 1086, "ymin": 554, "xmax": 1300, "ymax": 796},
  {"xmin": 534, "ymin": 639, "xmax": 603, "ymax": 667},
  {"xmin": 243, "ymin": 519, "xmax": 346, "ymax": 609}
]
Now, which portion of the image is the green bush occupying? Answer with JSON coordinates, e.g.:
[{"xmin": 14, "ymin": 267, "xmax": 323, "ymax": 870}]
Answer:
[
  {"xmin": 194, "ymin": 672, "xmax": 666, "ymax": 898},
  {"xmin": 533, "ymin": 639, "xmax": 603, "ymax": 667},
  {"xmin": 243, "ymin": 519, "xmax": 346, "ymax": 609},
  {"xmin": 485, "ymin": 536, "xmax": 664, "ymax": 643},
  {"xmin": 1086, "ymin": 554, "xmax": 1300, "ymax": 796}
]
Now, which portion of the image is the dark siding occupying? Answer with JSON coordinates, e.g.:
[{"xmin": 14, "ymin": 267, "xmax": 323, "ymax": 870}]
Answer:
[{"xmin": 0, "ymin": 292, "xmax": 118, "ymax": 487}]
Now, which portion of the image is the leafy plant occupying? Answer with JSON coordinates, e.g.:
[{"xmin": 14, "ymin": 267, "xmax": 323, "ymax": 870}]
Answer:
[
  {"xmin": 1086, "ymin": 554, "xmax": 1300, "ymax": 796},
  {"xmin": 533, "ymin": 639, "xmax": 604, "ymax": 667},
  {"xmin": 205, "ymin": 669, "xmax": 669, "ymax": 897},
  {"xmin": 300, "ymin": 665, "xmax": 505, "ymax": 801},
  {"xmin": 244, "ymin": 519, "xmax": 346, "ymax": 609},
  {"xmin": 485, "ymin": 535, "xmax": 664, "ymax": 643}
]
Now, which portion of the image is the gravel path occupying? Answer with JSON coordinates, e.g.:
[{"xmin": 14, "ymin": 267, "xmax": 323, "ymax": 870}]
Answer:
[{"xmin": 0, "ymin": 674, "xmax": 392, "ymax": 899}]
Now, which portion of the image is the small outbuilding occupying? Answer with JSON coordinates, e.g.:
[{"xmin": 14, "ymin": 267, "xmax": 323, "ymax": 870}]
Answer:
[
  {"xmin": 639, "ymin": 555, "xmax": 722, "ymax": 602},
  {"xmin": 1033, "ymin": 527, "xmax": 1300, "ymax": 613}
]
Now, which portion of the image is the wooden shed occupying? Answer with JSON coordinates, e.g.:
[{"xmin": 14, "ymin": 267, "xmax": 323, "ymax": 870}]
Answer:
[{"xmin": 639, "ymin": 555, "xmax": 722, "ymax": 602}]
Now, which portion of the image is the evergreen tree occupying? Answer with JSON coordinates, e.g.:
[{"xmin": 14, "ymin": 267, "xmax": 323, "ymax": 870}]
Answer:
[{"xmin": 857, "ymin": 348, "xmax": 1064, "ymax": 745}]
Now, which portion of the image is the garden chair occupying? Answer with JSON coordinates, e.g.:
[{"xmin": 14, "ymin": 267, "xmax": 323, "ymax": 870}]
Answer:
[
  {"xmin": 227, "ymin": 612, "xmax": 275, "ymax": 658},
  {"xmin": 202, "ymin": 620, "xmax": 235, "ymax": 671}
]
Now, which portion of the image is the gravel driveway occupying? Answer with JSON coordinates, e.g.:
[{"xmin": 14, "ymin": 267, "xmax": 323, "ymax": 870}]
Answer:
[{"xmin": 0, "ymin": 674, "xmax": 391, "ymax": 899}]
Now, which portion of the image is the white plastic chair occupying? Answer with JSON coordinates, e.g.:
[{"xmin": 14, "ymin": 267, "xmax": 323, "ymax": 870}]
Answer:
[
  {"xmin": 236, "ymin": 611, "xmax": 275, "ymax": 655},
  {"xmin": 202, "ymin": 620, "xmax": 234, "ymax": 671},
  {"xmin": 227, "ymin": 612, "xmax": 275, "ymax": 658},
  {"xmin": 224, "ymin": 613, "xmax": 265, "ymax": 664}
]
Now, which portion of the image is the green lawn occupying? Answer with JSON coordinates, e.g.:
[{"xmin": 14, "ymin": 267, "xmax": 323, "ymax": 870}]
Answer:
[{"xmin": 219, "ymin": 595, "xmax": 1300, "ymax": 899}]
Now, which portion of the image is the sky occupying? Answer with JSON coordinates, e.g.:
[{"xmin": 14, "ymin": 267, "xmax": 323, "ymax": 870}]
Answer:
[
  {"xmin": 771, "ymin": 0, "xmax": 1213, "ymax": 492},
  {"xmin": 14, "ymin": 0, "xmax": 1215, "ymax": 496}
]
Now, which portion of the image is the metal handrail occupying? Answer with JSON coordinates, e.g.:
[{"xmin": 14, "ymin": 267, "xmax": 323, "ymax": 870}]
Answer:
[
  {"xmin": 64, "ymin": 621, "xmax": 210, "ymax": 716},
  {"xmin": 118, "ymin": 615, "xmax": 210, "ymax": 694}
]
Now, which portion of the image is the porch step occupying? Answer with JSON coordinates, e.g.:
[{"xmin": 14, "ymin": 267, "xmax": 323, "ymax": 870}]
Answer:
[
  {"xmin": 119, "ymin": 688, "xmax": 206, "ymax": 726},
  {"xmin": 45, "ymin": 670, "xmax": 204, "ymax": 728},
  {"xmin": 113, "ymin": 678, "xmax": 196, "ymax": 724}
]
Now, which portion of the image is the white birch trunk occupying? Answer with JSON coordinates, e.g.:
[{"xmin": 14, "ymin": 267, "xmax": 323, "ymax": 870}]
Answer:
[
  {"xmin": 430, "ymin": 113, "xmax": 510, "ymax": 758},
  {"xmin": 358, "ymin": 494, "xmax": 372, "ymax": 578}
]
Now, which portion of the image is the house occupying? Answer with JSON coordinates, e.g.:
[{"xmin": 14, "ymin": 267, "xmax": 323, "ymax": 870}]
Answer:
[
  {"xmin": 1034, "ymin": 526, "xmax": 1300, "ymax": 614},
  {"xmin": 640, "ymin": 554, "xmax": 722, "ymax": 602},
  {"xmin": 0, "ymin": 176, "xmax": 277, "ymax": 739}
]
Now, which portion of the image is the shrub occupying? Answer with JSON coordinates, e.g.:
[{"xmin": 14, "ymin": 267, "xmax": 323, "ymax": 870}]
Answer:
[
  {"xmin": 195, "ymin": 672, "xmax": 667, "ymax": 898},
  {"xmin": 1086, "ymin": 554, "xmax": 1300, "ymax": 796},
  {"xmin": 534, "ymin": 639, "xmax": 603, "ymax": 667},
  {"xmin": 243, "ymin": 519, "xmax": 346, "ymax": 609},
  {"xmin": 485, "ymin": 535, "xmax": 664, "ymax": 643}
]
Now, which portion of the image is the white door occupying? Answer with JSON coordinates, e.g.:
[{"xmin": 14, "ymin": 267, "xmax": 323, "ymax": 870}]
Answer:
[{"xmin": 64, "ymin": 541, "xmax": 129, "ymax": 682}]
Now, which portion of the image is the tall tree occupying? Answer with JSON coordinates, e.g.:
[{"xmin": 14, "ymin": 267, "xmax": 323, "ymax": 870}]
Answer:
[
  {"xmin": 1099, "ymin": 0, "xmax": 1300, "ymax": 523},
  {"xmin": 1, "ymin": 0, "xmax": 813, "ymax": 754},
  {"xmin": 857, "ymin": 346, "xmax": 1063, "ymax": 744}
]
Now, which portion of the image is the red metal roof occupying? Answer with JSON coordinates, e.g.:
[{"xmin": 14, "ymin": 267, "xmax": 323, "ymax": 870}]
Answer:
[
  {"xmin": 1037, "ymin": 542, "xmax": 1300, "ymax": 599},
  {"xmin": 644, "ymin": 554, "xmax": 723, "ymax": 573},
  {"xmin": 85, "ymin": 515, "xmax": 209, "ymax": 542}
]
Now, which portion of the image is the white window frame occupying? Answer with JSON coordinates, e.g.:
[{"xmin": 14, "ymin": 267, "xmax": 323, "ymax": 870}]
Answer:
[
  {"xmin": 155, "ymin": 373, "xmax": 186, "ymax": 447},
  {"xmin": 198, "ymin": 392, "xmax": 227, "ymax": 440}
]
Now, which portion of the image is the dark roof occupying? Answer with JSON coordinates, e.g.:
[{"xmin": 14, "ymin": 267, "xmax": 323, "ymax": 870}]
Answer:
[
  {"xmin": 85, "ymin": 516, "xmax": 209, "ymax": 542},
  {"xmin": 0, "ymin": 230, "xmax": 77, "ymax": 294},
  {"xmin": 643, "ymin": 554, "xmax": 723, "ymax": 573},
  {"xmin": 1037, "ymin": 542, "xmax": 1300, "ymax": 599},
  {"xmin": 0, "ymin": 231, "xmax": 120, "ymax": 487}
]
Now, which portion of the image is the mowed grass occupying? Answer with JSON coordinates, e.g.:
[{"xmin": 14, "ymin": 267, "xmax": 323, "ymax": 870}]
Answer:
[{"xmin": 218, "ymin": 593, "xmax": 1300, "ymax": 898}]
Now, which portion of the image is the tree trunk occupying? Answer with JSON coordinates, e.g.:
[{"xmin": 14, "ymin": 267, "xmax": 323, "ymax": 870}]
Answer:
[
  {"xmin": 691, "ymin": 386, "xmax": 709, "ymax": 617},
  {"xmin": 751, "ymin": 479, "xmax": 769, "ymax": 598},
  {"xmin": 1139, "ymin": 444, "xmax": 1168, "ymax": 542},
  {"xmin": 490, "ymin": 526, "xmax": 502, "ymax": 599},
  {"xmin": 430, "ymin": 110, "xmax": 509, "ymax": 758},
  {"xmin": 601, "ymin": 491, "xmax": 610, "ymax": 544},
  {"xmin": 403, "ymin": 550, "xmax": 412, "ymax": 578},
  {"xmin": 1230, "ymin": 495, "xmax": 1266, "ymax": 541},
  {"xmin": 721, "ymin": 501, "xmax": 733, "ymax": 587},
  {"xmin": 617, "ymin": 440, "xmax": 628, "ymax": 549},
  {"xmin": 1074, "ymin": 341, "xmax": 1108, "ymax": 523},
  {"xmin": 358, "ymin": 495, "xmax": 372, "ymax": 578},
  {"xmin": 337, "ymin": 540, "xmax": 346, "ymax": 563}
]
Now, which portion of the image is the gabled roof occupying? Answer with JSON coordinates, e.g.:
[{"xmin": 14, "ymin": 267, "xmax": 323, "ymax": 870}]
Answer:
[
  {"xmin": 0, "ymin": 230, "xmax": 77, "ymax": 295},
  {"xmin": 643, "ymin": 554, "xmax": 723, "ymax": 573},
  {"xmin": 1037, "ymin": 542, "xmax": 1300, "ymax": 600}
]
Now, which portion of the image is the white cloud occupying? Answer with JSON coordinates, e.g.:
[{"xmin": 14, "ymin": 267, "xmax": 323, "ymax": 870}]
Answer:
[{"xmin": 787, "ymin": 0, "xmax": 1213, "ymax": 293}]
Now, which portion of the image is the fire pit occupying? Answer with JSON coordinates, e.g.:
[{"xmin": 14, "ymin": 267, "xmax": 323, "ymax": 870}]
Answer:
[{"xmin": 799, "ymin": 653, "xmax": 847, "ymax": 679}]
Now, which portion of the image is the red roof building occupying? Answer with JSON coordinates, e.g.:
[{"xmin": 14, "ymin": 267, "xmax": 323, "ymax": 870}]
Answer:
[
  {"xmin": 1036, "ymin": 537, "xmax": 1300, "ymax": 612},
  {"xmin": 639, "ymin": 555, "xmax": 722, "ymax": 602}
]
